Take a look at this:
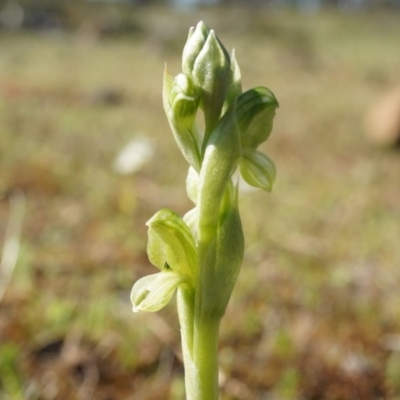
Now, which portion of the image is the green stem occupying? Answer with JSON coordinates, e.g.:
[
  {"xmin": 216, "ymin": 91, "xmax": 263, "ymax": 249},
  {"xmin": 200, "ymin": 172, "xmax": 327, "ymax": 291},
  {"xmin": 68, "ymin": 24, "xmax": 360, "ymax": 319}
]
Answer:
[
  {"xmin": 178, "ymin": 91, "xmax": 240, "ymax": 400},
  {"xmin": 177, "ymin": 289, "xmax": 196, "ymax": 397},
  {"xmin": 192, "ymin": 315, "xmax": 221, "ymax": 400},
  {"xmin": 178, "ymin": 288, "xmax": 221, "ymax": 400}
]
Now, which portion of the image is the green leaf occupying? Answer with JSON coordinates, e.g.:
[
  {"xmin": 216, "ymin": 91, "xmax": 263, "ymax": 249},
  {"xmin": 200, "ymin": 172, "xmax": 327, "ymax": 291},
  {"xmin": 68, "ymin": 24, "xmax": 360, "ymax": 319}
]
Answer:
[
  {"xmin": 131, "ymin": 272, "xmax": 189, "ymax": 313},
  {"xmin": 240, "ymin": 148, "xmax": 276, "ymax": 192},
  {"xmin": 200, "ymin": 184, "xmax": 244, "ymax": 317},
  {"xmin": 146, "ymin": 209, "xmax": 198, "ymax": 278},
  {"xmin": 236, "ymin": 87, "xmax": 279, "ymax": 149},
  {"xmin": 197, "ymin": 103, "xmax": 241, "ymax": 243}
]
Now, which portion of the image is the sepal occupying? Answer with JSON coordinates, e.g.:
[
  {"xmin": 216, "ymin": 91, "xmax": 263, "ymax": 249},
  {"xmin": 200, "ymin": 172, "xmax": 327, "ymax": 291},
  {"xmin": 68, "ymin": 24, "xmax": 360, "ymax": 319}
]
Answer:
[
  {"xmin": 223, "ymin": 49, "xmax": 242, "ymax": 112},
  {"xmin": 240, "ymin": 148, "xmax": 276, "ymax": 192}
]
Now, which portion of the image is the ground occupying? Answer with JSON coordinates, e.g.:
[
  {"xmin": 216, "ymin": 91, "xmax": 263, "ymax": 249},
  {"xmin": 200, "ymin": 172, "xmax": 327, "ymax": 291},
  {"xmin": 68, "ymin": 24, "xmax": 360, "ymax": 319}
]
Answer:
[{"xmin": 0, "ymin": 6, "xmax": 400, "ymax": 400}]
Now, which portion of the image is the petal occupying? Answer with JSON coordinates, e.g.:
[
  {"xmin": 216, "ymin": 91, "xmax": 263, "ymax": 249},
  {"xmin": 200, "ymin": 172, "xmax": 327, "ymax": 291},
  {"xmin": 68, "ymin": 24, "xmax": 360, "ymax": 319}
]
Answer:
[{"xmin": 131, "ymin": 272, "xmax": 188, "ymax": 313}]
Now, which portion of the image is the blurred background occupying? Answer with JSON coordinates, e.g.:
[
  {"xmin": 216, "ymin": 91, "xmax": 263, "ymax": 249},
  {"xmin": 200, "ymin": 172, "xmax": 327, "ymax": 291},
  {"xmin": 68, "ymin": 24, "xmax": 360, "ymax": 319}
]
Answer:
[{"xmin": 1, "ymin": 1, "xmax": 400, "ymax": 399}]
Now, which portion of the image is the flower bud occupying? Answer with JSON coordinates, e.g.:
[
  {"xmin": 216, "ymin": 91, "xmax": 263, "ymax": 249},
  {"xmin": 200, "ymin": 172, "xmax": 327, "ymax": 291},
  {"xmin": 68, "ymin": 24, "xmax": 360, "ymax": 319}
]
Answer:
[
  {"xmin": 236, "ymin": 87, "xmax": 279, "ymax": 149},
  {"xmin": 182, "ymin": 21, "xmax": 210, "ymax": 74},
  {"xmin": 182, "ymin": 21, "xmax": 233, "ymax": 134},
  {"xmin": 163, "ymin": 67, "xmax": 201, "ymax": 171},
  {"xmin": 169, "ymin": 73, "xmax": 200, "ymax": 131}
]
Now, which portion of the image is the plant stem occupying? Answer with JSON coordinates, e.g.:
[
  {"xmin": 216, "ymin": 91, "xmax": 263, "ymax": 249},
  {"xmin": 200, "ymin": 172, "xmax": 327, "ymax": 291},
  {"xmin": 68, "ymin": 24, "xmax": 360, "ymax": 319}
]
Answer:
[
  {"xmin": 193, "ymin": 314, "xmax": 221, "ymax": 400},
  {"xmin": 178, "ymin": 289, "xmax": 221, "ymax": 400},
  {"xmin": 191, "ymin": 319, "xmax": 221, "ymax": 399}
]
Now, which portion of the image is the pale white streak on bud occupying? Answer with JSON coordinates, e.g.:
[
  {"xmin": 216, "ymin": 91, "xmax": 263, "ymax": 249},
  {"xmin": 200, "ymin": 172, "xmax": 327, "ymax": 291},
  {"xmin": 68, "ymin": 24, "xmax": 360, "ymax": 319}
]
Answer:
[{"xmin": 186, "ymin": 166, "xmax": 199, "ymax": 205}]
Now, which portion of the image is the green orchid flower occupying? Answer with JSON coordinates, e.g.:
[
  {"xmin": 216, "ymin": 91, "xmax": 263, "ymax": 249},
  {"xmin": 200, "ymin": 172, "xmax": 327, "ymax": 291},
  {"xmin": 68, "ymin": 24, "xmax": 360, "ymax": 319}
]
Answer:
[{"xmin": 131, "ymin": 209, "xmax": 197, "ymax": 313}]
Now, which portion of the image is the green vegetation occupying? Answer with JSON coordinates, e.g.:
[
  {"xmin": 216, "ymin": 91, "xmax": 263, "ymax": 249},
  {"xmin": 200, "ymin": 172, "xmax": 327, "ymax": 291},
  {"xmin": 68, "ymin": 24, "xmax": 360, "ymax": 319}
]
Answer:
[{"xmin": 1, "ymin": 7, "xmax": 400, "ymax": 400}]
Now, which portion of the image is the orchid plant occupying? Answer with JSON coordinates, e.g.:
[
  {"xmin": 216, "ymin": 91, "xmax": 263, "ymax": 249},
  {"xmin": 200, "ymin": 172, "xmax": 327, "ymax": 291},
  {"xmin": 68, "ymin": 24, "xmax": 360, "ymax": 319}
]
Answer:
[{"xmin": 131, "ymin": 22, "xmax": 278, "ymax": 400}]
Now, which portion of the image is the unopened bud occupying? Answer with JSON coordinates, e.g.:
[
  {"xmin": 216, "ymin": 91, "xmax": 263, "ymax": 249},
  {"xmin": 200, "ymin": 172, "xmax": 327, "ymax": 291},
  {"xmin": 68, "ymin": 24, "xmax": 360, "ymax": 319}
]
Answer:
[
  {"xmin": 182, "ymin": 21, "xmax": 210, "ymax": 75},
  {"xmin": 169, "ymin": 73, "xmax": 199, "ymax": 130},
  {"xmin": 163, "ymin": 67, "xmax": 201, "ymax": 171},
  {"xmin": 236, "ymin": 87, "xmax": 279, "ymax": 149},
  {"xmin": 182, "ymin": 21, "xmax": 233, "ymax": 133}
]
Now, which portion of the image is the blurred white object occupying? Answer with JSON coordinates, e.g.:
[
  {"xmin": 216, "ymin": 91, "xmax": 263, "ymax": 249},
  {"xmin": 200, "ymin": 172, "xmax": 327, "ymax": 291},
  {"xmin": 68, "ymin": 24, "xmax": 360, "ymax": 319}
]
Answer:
[
  {"xmin": 0, "ymin": 192, "xmax": 25, "ymax": 304},
  {"xmin": 364, "ymin": 86, "xmax": 400, "ymax": 147},
  {"xmin": 113, "ymin": 136, "xmax": 154, "ymax": 175}
]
